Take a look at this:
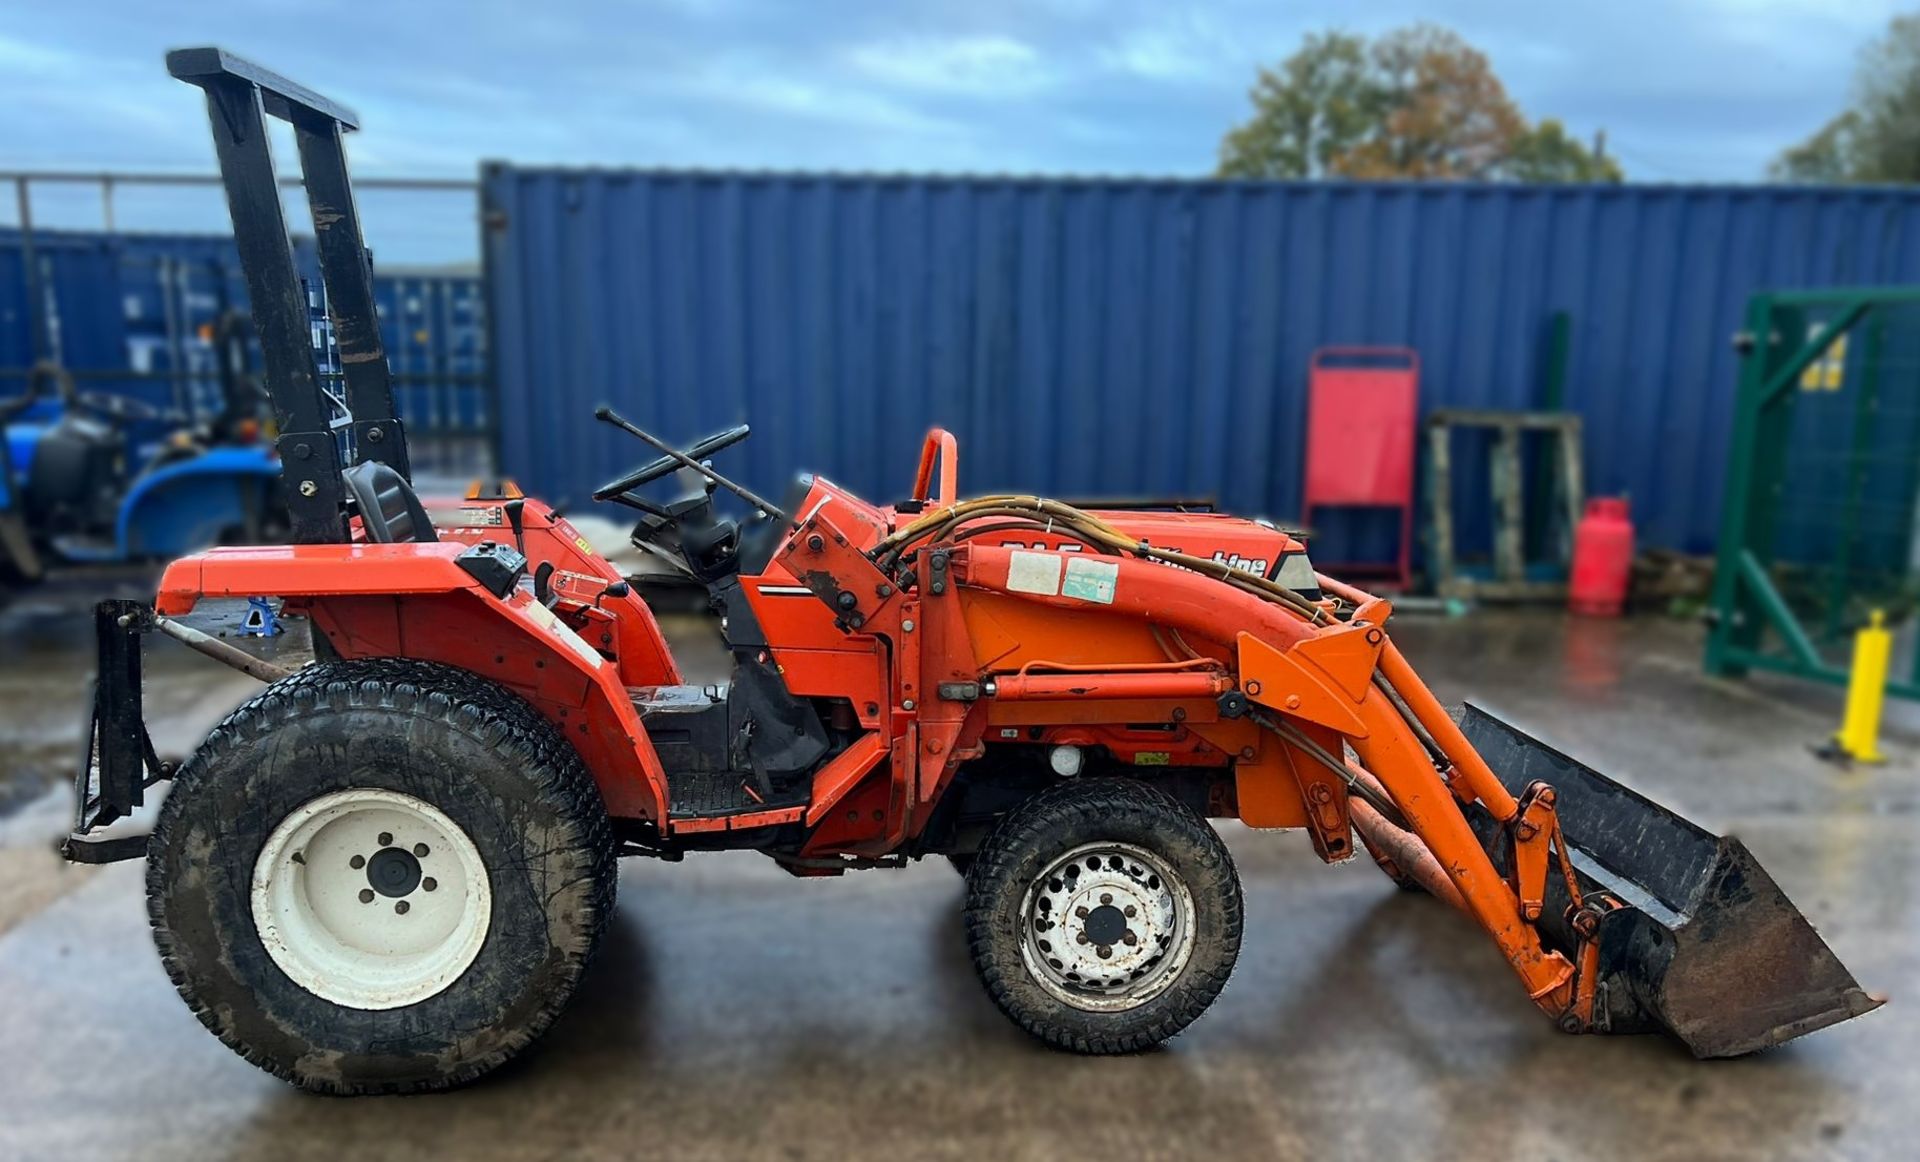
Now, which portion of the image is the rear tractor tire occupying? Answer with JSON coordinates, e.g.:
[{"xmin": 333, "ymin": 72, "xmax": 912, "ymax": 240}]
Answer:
[
  {"xmin": 146, "ymin": 659, "xmax": 617, "ymax": 1094},
  {"xmin": 962, "ymin": 778, "xmax": 1242, "ymax": 1054}
]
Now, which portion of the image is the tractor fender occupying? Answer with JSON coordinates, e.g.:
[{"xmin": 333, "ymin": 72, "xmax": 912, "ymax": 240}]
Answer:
[
  {"xmin": 117, "ymin": 446, "xmax": 281, "ymax": 557},
  {"xmin": 156, "ymin": 541, "xmax": 481, "ymax": 613},
  {"xmin": 157, "ymin": 543, "xmax": 669, "ymax": 823}
]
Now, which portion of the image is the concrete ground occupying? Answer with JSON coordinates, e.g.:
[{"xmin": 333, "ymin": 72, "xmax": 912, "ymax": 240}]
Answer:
[{"xmin": 0, "ymin": 585, "xmax": 1913, "ymax": 1161}]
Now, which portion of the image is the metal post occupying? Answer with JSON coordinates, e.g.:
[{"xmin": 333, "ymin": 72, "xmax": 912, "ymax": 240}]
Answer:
[
  {"xmin": 1425, "ymin": 420, "xmax": 1457, "ymax": 599},
  {"xmin": 158, "ymin": 255, "xmax": 190, "ymax": 417},
  {"xmin": 1492, "ymin": 424, "xmax": 1525, "ymax": 585},
  {"xmin": 479, "ymin": 162, "xmax": 508, "ymax": 476},
  {"xmin": 88, "ymin": 600, "xmax": 153, "ymax": 825},
  {"xmin": 1706, "ymin": 297, "xmax": 1779, "ymax": 678},
  {"xmin": 294, "ymin": 111, "xmax": 410, "ymax": 479},
  {"xmin": 15, "ymin": 177, "xmax": 50, "ymax": 365},
  {"xmin": 1830, "ymin": 611, "xmax": 1891, "ymax": 763},
  {"xmin": 170, "ymin": 48, "xmax": 357, "ymax": 543},
  {"xmin": 1707, "ymin": 297, "xmax": 1842, "ymax": 677},
  {"xmin": 201, "ymin": 78, "xmax": 346, "ymax": 541}
]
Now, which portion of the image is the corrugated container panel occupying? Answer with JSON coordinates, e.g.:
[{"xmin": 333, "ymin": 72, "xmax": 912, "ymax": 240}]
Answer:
[
  {"xmin": 2, "ymin": 229, "xmax": 482, "ymax": 441},
  {"xmin": 376, "ymin": 274, "xmax": 488, "ymax": 434},
  {"xmin": 0, "ymin": 231, "xmax": 129, "ymax": 376},
  {"xmin": 484, "ymin": 171, "xmax": 1920, "ymax": 558}
]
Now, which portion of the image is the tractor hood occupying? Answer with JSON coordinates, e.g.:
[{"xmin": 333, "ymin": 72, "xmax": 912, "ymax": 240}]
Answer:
[
  {"xmin": 1031, "ymin": 509, "xmax": 1317, "ymax": 597},
  {"xmin": 1092, "ymin": 510, "xmax": 1306, "ymax": 579},
  {"xmin": 800, "ymin": 477, "xmax": 1320, "ymax": 596}
]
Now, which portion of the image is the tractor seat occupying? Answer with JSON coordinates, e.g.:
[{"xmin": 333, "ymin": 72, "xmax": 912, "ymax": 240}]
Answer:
[{"xmin": 342, "ymin": 460, "xmax": 437, "ymax": 544}]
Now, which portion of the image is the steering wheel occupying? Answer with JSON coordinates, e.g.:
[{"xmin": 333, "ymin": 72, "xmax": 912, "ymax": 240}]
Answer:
[{"xmin": 592, "ymin": 423, "xmax": 751, "ymax": 501}]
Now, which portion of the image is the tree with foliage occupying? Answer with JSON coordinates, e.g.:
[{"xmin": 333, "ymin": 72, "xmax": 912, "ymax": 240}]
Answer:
[
  {"xmin": 1218, "ymin": 25, "xmax": 1621, "ymax": 183},
  {"xmin": 1773, "ymin": 14, "xmax": 1920, "ymax": 183},
  {"xmin": 1508, "ymin": 120, "xmax": 1623, "ymax": 183},
  {"xmin": 1216, "ymin": 32, "xmax": 1380, "ymax": 181},
  {"xmin": 1330, "ymin": 26, "xmax": 1523, "ymax": 179}
]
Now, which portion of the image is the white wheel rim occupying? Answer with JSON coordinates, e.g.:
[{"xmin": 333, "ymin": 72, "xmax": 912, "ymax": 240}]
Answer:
[
  {"xmin": 1018, "ymin": 841, "xmax": 1196, "ymax": 1012},
  {"xmin": 251, "ymin": 789, "xmax": 492, "ymax": 1011}
]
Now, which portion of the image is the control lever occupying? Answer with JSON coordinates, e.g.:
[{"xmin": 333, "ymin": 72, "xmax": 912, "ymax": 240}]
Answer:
[
  {"xmin": 533, "ymin": 562, "xmax": 556, "ymax": 607},
  {"xmin": 594, "ymin": 580, "xmax": 631, "ymax": 610},
  {"xmin": 503, "ymin": 498, "xmax": 527, "ymax": 555}
]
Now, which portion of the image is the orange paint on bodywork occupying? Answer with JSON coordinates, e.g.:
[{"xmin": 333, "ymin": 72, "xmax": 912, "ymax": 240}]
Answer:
[{"xmin": 149, "ymin": 437, "xmax": 1613, "ymax": 1032}]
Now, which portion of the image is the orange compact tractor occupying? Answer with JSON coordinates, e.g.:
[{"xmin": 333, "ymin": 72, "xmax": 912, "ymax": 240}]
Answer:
[{"xmin": 65, "ymin": 50, "xmax": 1879, "ymax": 1094}]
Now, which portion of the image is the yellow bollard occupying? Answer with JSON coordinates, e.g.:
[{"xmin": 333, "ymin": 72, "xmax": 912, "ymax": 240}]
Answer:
[{"xmin": 1833, "ymin": 610, "xmax": 1892, "ymax": 763}]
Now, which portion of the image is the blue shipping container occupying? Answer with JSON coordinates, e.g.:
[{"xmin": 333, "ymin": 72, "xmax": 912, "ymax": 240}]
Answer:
[
  {"xmin": 482, "ymin": 170, "xmax": 1920, "ymax": 561},
  {"xmin": 1, "ymin": 229, "xmax": 483, "ymax": 448}
]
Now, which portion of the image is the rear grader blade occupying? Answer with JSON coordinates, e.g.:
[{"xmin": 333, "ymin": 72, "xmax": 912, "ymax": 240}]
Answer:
[{"xmin": 1458, "ymin": 703, "xmax": 1882, "ymax": 1057}]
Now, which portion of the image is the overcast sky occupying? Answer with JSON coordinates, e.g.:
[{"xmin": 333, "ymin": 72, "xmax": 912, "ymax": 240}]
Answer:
[{"xmin": 0, "ymin": 0, "xmax": 1904, "ymax": 262}]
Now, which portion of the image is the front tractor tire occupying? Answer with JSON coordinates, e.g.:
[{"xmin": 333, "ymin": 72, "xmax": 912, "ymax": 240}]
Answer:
[
  {"xmin": 963, "ymin": 778, "xmax": 1242, "ymax": 1054},
  {"xmin": 147, "ymin": 659, "xmax": 616, "ymax": 1094}
]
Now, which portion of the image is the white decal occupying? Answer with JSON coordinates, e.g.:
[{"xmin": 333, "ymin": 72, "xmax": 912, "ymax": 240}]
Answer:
[
  {"xmin": 1210, "ymin": 551, "xmax": 1272, "ymax": 576},
  {"xmin": 523, "ymin": 599, "xmax": 606, "ymax": 668},
  {"xmin": 999, "ymin": 539, "xmax": 1084, "ymax": 553},
  {"xmin": 1062, "ymin": 557, "xmax": 1119, "ymax": 604},
  {"xmin": 1006, "ymin": 550, "xmax": 1063, "ymax": 597}
]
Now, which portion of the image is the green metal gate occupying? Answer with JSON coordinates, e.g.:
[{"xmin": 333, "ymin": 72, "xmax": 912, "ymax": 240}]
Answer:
[{"xmin": 1706, "ymin": 287, "xmax": 1920, "ymax": 698}]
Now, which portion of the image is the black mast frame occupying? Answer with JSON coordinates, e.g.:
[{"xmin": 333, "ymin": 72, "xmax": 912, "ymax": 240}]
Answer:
[{"xmin": 167, "ymin": 46, "xmax": 410, "ymax": 543}]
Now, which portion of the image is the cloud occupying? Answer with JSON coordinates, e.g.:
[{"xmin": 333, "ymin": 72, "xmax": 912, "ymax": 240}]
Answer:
[
  {"xmin": 1097, "ymin": 15, "xmax": 1238, "ymax": 84},
  {"xmin": 845, "ymin": 34, "xmax": 1054, "ymax": 97},
  {"xmin": 0, "ymin": 0, "xmax": 1901, "ymax": 260},
  {"xmin": 670, "ymin": 53, "xmax": 968, "ymax": 137}
]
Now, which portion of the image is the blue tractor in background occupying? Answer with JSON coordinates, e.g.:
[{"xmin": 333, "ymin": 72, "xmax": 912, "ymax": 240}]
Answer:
[{"xmin": 0, "ymin": 312, "xmax": 284, "ymax": 583}]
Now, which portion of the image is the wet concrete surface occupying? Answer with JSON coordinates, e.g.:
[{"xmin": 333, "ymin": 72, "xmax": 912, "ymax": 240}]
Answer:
[{"xmin": 0, "ymin": 587, "xmax": 1913, "ymax": 1160}]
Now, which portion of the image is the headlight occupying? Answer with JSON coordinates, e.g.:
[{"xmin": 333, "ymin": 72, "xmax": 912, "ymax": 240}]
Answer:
[{"xmin": 1273, "ymin": 551, "xmax": 1321, "ymax": 600}]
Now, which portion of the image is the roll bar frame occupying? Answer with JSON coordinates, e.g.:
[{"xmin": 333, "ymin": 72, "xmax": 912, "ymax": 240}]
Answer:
[{"xmin": 167, "ymin": 46, "xmax": 410, "ymax": 543}]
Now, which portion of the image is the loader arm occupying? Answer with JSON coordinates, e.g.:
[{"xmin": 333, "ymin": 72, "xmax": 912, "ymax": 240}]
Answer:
[
  {"xmin": 953, "ymin": 539, "xmax": 1584, "ymax": 1017},
  {"xmin": 775, "ymin": 494, "xmax": 1880, "ymax": 1055}
]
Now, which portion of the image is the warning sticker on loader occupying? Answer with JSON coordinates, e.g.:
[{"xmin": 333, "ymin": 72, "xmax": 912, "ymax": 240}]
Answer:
[
  {"xmin": 1062, "ymin": 557, "xmax": 1118, "ymax": 604},
  {"xmin": 1007, "ymin": 550, "xmax": 1064, "ymax": 596}
]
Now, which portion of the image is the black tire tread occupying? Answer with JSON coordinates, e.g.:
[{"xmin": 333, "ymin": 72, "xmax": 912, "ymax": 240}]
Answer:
[
  {"xmin": 146, "ymin": 657, "xmax": 616, "ymax": 1095},
  {"xmin": 962, "ymin": 777, "xmax": 1242, "ymax": 1055}
]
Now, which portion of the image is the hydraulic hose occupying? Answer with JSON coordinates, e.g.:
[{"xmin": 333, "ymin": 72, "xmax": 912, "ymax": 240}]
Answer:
[{"xmin": 874, "ymin": 495, "xmax": 1330, "ymax": 624}]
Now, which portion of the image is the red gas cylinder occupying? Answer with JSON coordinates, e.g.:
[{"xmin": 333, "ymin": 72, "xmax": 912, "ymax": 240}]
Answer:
[{"xmin": 1570, "ymin": 497, "xmax": 1634, "ymax": 616}]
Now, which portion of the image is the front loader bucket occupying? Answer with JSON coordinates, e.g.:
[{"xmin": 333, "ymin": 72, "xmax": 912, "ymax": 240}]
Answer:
[{"xmin": 1458, "ymin": 702, "xmax": 1882, "ymax": 1057}]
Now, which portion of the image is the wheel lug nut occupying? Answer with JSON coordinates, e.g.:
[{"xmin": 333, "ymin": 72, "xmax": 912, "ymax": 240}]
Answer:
[
  {"xmin": 1074, "ymin": 906, "xmax": 1089, "ymax": 919},
  {"xmin": 378, "ymin": 832, "xmax": 393, "ymax": 847},
  {"xmin": 1100, "ymin": 893, "xmax": 1113, "ymax": 905},
  {"xmin": 1124, "ymin": 905, "xmax": 1137, "ymax": 917},
  {"xmin": 423, "ymin": 877, "xmax": 438, "ymax": 892},
  {"xmin": 395, "ymin": 901, "xmax": 410, "ymax": 915},
  {"xmin": 413, "ymin": 843, "xmax": 430, "ymax": 858},
  {"xmin": 350, "ymin": 854, "xmax": 365, "ymax": 869},
  {"xmin": 1077, "ymin": 932, "xmax": 1090, "ymax": 944},
  {"xmin": 1097, "ymin": 945, "xmax": 1112, "ymax": 959},
  {"xmin": 358, "ymin": 888, "xmax": 374, "ymax": 904},
  {"xmin": 1122, "ymin": 931, "xmax": 1138, "ymax": 946}
]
